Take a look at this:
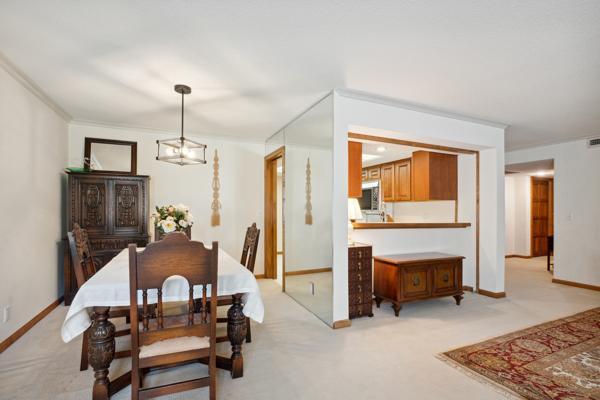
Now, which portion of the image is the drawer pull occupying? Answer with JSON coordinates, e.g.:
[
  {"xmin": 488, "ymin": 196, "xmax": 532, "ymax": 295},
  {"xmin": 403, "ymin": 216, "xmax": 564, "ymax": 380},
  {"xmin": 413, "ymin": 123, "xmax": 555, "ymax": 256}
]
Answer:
[
  {"xmin": 357, "ymin": 284, "xmax": 362, "ymax": 293},
  {"xmin": 412, "ymin": 275, "xmax": 421, "ymax": 287},
  {"xmin": 442, "ymin": 273, "xmax": 449, "ymax": 283},
  {"xmin": 357, "ymin": 273, "xmax": 362, "ymax": 281},
  {"xmin": 357, "ymin": 261, "xmax": 361, "ymax": 270},
  {"xmin": 358, "ymin": 251, "xmax": 362, "ymax": 258}
]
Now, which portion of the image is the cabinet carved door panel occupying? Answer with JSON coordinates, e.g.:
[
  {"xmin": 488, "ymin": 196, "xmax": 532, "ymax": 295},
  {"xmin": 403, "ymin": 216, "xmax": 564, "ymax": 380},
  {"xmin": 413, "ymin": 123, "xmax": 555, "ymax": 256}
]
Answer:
[
  {"xmin": 113, "ymin": 180, "xmax": 144, "ymax": 235},
  {"xmin": 77, "ymin": 179, "xmax": 109, "ymax": 234},
  {"xmin": 433, "ymin": 264, "xmax": 457, "ymax": 294},
  {"xmin": 394, "ymin": 159, "xmax": 411, "ymax": 201}
]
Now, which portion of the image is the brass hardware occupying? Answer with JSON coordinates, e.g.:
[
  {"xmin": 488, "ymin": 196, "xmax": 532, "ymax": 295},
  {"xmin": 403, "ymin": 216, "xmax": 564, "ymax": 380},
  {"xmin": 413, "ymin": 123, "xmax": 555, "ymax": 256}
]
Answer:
[
  {"xmin": 357, "ymin": 261, "xmax": 362, "ymax": 270},
  {"xmin": 358, "ymin": 251, "xmax": 362, "ymax": 258},
  {"xmin": 412, "ymin": 275, "xmax": 421, "ymax": 286},
  {"xmin": 357, "ymin": 273, "xmax": 362, "ymax": 281},
  {"xmin": 357, "ymin": 284, "xmax": 362, "ymax": 292},
  {"xmin": 442, "ymin": 273, "xmax": 449, "ymax": 283}
]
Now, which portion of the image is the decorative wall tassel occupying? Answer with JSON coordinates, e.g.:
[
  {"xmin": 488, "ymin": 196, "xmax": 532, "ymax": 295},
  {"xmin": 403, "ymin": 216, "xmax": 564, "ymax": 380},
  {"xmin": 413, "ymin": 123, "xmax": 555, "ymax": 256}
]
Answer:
[
  {"xmin": 211, "ymin": 150, "xmax": 221, "ymax": 226},
  {"xmin": 305, "ymin": 157, "xmax": 313, "ymax": 225}
]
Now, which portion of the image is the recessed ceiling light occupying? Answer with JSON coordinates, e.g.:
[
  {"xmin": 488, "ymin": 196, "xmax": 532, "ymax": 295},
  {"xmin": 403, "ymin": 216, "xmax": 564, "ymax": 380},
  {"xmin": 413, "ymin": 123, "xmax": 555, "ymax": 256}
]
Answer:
[
  {"xmin": 535, "ymin": 171, "xmax": 550, "ymax": 177},
  {"xmin": 376, "ymin": 146, "xmax": 386, "ymax": 152}
]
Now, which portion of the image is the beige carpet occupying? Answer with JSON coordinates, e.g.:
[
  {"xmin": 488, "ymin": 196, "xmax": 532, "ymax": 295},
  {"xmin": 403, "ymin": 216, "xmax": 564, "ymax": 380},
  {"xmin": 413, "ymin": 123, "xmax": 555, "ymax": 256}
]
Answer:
[{"xmin": 0, "ymin": 257, "xmax": 598, "ymax": 400}]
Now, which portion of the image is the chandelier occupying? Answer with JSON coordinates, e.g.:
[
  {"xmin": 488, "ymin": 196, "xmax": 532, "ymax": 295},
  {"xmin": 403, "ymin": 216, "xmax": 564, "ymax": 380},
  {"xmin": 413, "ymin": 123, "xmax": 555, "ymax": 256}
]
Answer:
[{"xmin": 156, "ymin": 84, "xmax": 207, "ymax": 165}]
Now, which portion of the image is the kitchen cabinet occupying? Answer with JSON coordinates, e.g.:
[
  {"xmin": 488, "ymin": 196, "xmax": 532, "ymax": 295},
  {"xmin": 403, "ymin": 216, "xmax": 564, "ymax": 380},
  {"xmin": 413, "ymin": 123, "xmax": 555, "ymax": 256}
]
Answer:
[
  {"xmin": 394, "ymin": 158, "xmax": 411, "ymax": 201},
  {"xmin": 348, "ymin": 141, "xmax": 362, "ymax": 198},
  {"xmin": 380, "ymin": 163, "xmax": 395, "ymax": 202},
  {"xmin": 361, "ymin": 166, "xmax": 380, "ymax": 181},
  {"xmin": 411, "ymin": 151, "xmax": 457, "ymax": 201}
]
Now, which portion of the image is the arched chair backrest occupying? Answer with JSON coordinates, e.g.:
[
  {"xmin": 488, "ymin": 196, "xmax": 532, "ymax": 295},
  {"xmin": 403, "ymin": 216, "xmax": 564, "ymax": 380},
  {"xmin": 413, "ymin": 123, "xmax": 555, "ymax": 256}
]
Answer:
[
  {"xmin": 67, "ymin": 223, "xmax": 97, "ymax": 288},
  {"xmin": 128, "ymin": 232, "xmax": 218, "ymax": 356},
  {"xmin": 240, "ymin": 222, "xmax": 260, "ymax": 273}
]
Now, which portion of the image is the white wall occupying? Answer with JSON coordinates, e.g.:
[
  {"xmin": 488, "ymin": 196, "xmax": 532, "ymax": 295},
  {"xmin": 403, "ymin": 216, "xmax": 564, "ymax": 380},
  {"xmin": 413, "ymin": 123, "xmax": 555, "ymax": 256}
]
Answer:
[
  {"xmin": 505, "ymin": 174, "xmax": 531, "ymax": 256},
  {"xmin": 69, "ymin": 123, "xmax": 266, "ymax": 274},
  {"xmin": 386, "ymin": 201, "xmax": 455, "ymax": 223},
  {"xmin": 0, "ymin": 66, "xmax": 68, "ymax": 342},
  {"xmin": 506, "ymin": 139, "xmax": 600, "ymax": 286},
  {"xmin": 333, "ymin": 90, "xmax": 505, "ymax": 322}
]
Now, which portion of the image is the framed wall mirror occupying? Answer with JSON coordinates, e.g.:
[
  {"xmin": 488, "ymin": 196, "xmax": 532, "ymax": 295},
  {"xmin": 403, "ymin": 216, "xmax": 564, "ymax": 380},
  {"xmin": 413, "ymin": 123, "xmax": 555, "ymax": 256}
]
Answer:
[{"xmin": 84, "ymin": 138, "xmax": 137, "ymax": 175}]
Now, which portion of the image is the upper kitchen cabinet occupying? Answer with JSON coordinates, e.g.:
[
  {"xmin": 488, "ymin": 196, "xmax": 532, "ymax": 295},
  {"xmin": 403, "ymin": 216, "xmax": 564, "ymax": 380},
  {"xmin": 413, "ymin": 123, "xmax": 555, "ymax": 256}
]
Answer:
[
  {"xmin": 394, "ymin": 158, "xmax": 411, "ymax": 201},
  {"xmin": 348, "ymin": 141, "xmax": 363, "ymax": 198},
  {"xmin": 380, "ymin": 163, "xmax": 395, "ymax": 201},
  {"xmin": 411, "ymin": 151, "xmax": 457, "ymax": 201}
]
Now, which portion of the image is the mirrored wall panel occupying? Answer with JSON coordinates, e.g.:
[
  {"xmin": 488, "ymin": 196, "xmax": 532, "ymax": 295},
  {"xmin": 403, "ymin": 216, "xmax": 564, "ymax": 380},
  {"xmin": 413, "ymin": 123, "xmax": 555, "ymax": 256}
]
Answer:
[{"xmin": 284, "ymin": 94, "xmax": 334, "ymax": 325}]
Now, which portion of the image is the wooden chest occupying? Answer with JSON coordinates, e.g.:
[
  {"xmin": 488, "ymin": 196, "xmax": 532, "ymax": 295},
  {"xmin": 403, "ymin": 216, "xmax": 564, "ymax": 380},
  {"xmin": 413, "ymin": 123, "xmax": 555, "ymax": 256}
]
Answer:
[
  {"xmin": 348, "ymin": 243, "xmax": 373, "ymax": 319},
  {"xmin": 373, "ymin": 252, "xmax": 464, "ymax": 316}
]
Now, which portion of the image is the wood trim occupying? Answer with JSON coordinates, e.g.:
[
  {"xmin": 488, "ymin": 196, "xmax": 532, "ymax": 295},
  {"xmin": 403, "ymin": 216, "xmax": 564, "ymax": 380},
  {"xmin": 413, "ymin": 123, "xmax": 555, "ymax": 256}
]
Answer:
[
  {"xmin": 332, "ymin": 319, "xmax": 351, "ymax": 329},
  {"xmin": 353, "ymin": 222, "xmax": 471, "ymax": 229},
  {"xmin": 348, "ymin": 132, "xmax": 477, "ymax": 154},
  {"xmin": 477, "ymin": 289, "xmax": 506, "ymax": 298},
  {"xmin": 505, "ymin": 254, "xmax": 533, "ymax": 259},
  {"xmin": 475, "ymin": 151, "xmax": 480, "ymax": 292},
  {"xmin": 264, "ymin": 146, "xmax": 285, "ymax": 287},
  {"xmin": 0, "ymin": 297, "xmax": 63, "ymax": 353},
  {"xmin": 285, "ymin": 267, "xmax": 332, "ymax": 276},
  {"xmin": 462, "ymin": 285, "xmax": 474, "ymax": 292},
  {"xmin": 253, "ymin": 274, "xmax": 266, "ymax": 279},
  {"xmin": 552, "ymin": 278, "xmax": 600, "ymax": 292}
]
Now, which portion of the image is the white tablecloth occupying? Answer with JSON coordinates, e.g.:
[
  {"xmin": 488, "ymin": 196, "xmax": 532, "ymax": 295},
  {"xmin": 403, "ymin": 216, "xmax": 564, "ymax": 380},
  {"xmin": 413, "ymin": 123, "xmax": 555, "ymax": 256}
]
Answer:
[{"xmin": 61, "ymin": 248, "xmax": 264, "ymax": 343}]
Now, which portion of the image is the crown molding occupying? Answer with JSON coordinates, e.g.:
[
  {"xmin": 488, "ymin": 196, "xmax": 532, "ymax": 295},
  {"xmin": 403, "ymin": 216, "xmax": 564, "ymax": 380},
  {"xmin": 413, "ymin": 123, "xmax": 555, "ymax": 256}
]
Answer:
[
  {"xmin": 0, "ymin": 52, "xmax": 71, "ymax": 122},
  {"xmin": 70, "ymin": 119, "xmax": 268, "ymax": 145},
  {"xmin": 334, "ymin": 88, "xmax": 509, "ymax": 130}
]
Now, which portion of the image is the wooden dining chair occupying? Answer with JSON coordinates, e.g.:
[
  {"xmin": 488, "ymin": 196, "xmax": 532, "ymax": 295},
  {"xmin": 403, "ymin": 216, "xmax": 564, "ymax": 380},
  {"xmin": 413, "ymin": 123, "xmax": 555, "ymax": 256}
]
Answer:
[
  {"xmin": 214, "ymin": 223, "xmax": 260, "ymax": 343},
  {"xmin": 129, "ymin": 233, "xmax": 218, "ymax": 400},
  {"xmin": 67, "ymin": 223, "xmax": 132, "ymax": 371}
]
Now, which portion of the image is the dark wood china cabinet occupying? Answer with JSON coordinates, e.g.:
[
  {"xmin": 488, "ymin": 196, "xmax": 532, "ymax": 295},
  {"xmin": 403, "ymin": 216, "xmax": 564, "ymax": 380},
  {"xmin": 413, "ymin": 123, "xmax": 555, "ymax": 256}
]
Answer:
[{"xmin": 63, "ymin": 172, "xmax": 150, "ymax": 305}]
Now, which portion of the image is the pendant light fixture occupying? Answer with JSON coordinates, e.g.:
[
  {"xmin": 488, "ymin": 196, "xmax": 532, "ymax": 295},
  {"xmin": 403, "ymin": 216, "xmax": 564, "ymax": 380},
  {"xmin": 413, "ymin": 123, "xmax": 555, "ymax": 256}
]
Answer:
[{"xmin": 156, "ymin": 84, "xmax": 207, "ymax": 165}]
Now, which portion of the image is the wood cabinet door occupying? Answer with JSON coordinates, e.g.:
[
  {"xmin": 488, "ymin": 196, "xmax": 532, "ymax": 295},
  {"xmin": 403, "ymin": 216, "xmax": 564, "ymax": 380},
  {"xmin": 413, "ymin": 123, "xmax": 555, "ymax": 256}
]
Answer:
[
  {"xmin": 368, "ymin": 167, "xmax": 380, "ymax": 180},
  {"xmin": 112, "ymin": 179, "xmax": 146, "ymax": 235},
  {"xmin": 394, "ymin": 159, "xmax": 411, "ymax": 201},
  {"xmin": 432, "ymin": 263, "xmax": 459, "ymax": 295},
  {"xmin": 75, "ymin": 177, "xmax": 109, "ymax": 235},
  {"xmin": 348, "ymin": 141, "xmax": 362, "ymax": 197},
  {"xmin": 381, "ymin": 163, "xmax": 395, "ymax": 202},
  {"xmin": 400, "ymin": 267, "xmax": 431, "ymax": 299},
  {"xmin": 361, "ymin": 169, "xmax": 368, "ymax": 181}
]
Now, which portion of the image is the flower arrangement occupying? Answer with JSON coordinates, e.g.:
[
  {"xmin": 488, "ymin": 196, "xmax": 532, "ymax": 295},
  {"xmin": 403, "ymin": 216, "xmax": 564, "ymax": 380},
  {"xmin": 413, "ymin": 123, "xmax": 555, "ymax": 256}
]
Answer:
[{"xmin": 152, "ymin": 204, "xmax": 194, "ymax": 234}]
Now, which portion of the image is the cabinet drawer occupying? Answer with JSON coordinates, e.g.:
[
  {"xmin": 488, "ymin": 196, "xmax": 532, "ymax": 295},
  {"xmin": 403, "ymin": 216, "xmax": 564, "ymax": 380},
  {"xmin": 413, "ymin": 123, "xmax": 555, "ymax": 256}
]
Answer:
[
  {"xmin": 349, "ymin": 291, "xmax": 372, "ymax": 305},
  {"xmin": 361, "ymin": 170, "xmax": 368, "ymax": 181},
  {"xmin": 368, "ymin": 167, "xmax": 380, "ymax": 180},
  {"xmin": 349, "ymin": 302, "xmax": 372, "ymax": 319},
  {"xmin": 349, "ymin": 247, "xmax": 371, "ymax": 260},
  {"xmin": 401, "ymin": 268, "xmax": 431, "ymax": 299},
  {"xmin": 349, "ymin": 269, "xmax": 371, "ymax": 285},
  {"xmin": 349, "ymin": 257, "xmax": 371, "ymax": 272},
  {"xmin": 349, "ymin": 281, "xmax": 370, "ymax": 295}
]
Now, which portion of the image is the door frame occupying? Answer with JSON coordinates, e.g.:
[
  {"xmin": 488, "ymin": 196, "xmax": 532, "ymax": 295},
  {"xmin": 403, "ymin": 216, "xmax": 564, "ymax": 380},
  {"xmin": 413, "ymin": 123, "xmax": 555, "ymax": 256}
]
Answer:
[{"xmin": 264, "ymin": 146, "xmax": 285, "ymax": 289}]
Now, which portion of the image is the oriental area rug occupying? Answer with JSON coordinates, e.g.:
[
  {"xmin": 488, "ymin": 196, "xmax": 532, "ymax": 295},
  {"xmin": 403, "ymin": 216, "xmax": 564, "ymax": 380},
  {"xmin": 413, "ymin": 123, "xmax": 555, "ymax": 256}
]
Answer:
[{"xmin": 440, "ymin": 308, "xmax": 600, "ymax": 400}]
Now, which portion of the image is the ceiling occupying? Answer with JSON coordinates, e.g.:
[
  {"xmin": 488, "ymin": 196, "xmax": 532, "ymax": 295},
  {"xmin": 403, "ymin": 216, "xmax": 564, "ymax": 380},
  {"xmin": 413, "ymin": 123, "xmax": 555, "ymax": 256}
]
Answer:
[
  {"xmin": 506, "ymin": 159, "xmax": 554, "ymax": 175},
  {"xmin": 1, "ymin": 1, "xmax": 599, "ymax": 150}
]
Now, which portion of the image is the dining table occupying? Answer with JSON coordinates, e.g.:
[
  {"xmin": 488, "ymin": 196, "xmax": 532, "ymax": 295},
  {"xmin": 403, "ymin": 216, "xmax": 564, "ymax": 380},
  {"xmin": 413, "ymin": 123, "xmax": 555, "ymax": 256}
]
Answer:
[{"xmin": 61, "ymin": 246, "xmax": 264, "ymax": 400}]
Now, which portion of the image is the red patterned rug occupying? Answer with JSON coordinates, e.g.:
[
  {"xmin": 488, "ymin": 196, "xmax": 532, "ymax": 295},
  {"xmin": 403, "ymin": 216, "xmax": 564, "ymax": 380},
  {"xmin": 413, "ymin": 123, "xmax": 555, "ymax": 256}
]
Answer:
[{"xmin": 440, "ymin": 308, "xmax": 600, "ymax": 400}]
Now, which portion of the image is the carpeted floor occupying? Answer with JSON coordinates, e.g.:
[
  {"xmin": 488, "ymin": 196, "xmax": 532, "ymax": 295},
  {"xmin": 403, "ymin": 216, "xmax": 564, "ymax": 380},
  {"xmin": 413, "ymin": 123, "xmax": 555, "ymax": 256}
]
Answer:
[
  {"xmin": 442, "ymin": 307, "xmax": 600, "ymax": 400},
  {"xmin": 0, "ymin": 257, "xmax": 598, "ymax": 399}
]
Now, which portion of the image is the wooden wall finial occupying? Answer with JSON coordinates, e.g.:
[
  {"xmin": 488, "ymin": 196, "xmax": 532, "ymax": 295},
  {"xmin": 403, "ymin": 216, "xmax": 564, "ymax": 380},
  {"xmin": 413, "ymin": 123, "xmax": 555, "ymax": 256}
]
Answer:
[
  {"xmin": 305, "ymin": 157, "xmax": 313, "ymax": 225},
  {"xmin": 211, "ymin": 149, "xmax": 221, "ymax": 226}
]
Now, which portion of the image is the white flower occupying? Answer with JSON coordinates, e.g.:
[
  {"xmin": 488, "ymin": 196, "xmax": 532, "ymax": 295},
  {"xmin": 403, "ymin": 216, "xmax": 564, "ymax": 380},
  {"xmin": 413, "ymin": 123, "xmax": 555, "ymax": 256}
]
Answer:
[
  {"xmin": 166, "ymin": 216, "xmax": 174, "ymax": 221},
  {"xmin": 179, "ymin": 219, "xmax": 188, "ymax": 228},
  {"xmin": 161, "ymin": 220, "xmax": 177, "ymax": 233},
  {"xmin": 186, "ymin": 213, "xmax": 194, "ymax": 224}
]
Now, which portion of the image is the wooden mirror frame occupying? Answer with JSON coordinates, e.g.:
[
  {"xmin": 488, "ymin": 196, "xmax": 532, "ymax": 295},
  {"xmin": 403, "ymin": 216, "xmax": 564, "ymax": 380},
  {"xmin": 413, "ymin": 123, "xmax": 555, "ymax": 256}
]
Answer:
[{"xmin": 84, "ymin": 137, "xmax": 137, "ymax": 175}]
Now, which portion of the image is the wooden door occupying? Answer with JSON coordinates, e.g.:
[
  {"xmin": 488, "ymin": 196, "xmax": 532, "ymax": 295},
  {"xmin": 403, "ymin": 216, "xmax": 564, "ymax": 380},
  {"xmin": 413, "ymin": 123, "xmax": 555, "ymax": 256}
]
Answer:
[
  {"xmin": 264, "ymin": 147, "xmax": 285, "ymax": 282},
  {"xmin": 394, "ymin": 159, "xmax": 411, "ymax": 201},
  {"xmin": 381, "ymin": 163, "xmax": 395, "ymax": 202},
  {"xmin": 531, "ymin": 177, "xmax": 550, "ymax": 256}
]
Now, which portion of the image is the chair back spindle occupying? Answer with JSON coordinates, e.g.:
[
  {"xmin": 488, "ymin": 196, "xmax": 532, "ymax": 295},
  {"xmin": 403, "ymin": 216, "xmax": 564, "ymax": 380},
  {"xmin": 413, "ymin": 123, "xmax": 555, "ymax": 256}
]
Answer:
[{"xmin": 240, "ymin": 222, "xmax": 260, "ymax": 273}]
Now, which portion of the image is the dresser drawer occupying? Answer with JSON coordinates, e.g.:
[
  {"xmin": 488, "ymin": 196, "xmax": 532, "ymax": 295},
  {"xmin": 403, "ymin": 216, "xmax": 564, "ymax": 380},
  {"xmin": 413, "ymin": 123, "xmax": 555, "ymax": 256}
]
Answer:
[
  {"xmin": 349, "ymin": 302, "xmax": 373, "ymax": 319},
  {"xmin": 349, "ymin": 291, "xmax": 372, "ymax": 305},
  {"xmin": 349, "ymin": 269, "xmax": 371, "ymax": 285},
  {"xmin": 349, "ymin": 281, "xmax": 370, "ymax": 295},
  {"xmin": 433, "ymin": 263, "xmax": 459, "ymax": 295},
  {"xmin": 349, "ymin": 246, "xmax": 371, "ymax": 261},
  {"xmin": 349, "ymin": 256, "xmax": 371, "ymax": 272}
]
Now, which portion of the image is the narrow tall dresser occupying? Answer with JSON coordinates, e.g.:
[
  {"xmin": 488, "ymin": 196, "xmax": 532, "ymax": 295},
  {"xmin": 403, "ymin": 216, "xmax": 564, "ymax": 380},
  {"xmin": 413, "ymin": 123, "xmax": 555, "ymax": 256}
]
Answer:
[
  {"xmin": 348, "ymin": 243, "xmax": 373, "ymax": 319},
  {"xmin": 63, "ymin": 172, "xmax": 150, "ymax": 305}
]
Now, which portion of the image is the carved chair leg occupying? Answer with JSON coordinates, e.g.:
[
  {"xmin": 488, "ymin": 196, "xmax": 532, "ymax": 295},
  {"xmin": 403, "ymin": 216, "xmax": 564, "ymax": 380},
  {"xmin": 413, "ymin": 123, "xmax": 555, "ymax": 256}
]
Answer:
[
  {"xmin": 80, "ymin": 328, "xmax": 89, "ymax": 371},
  {"xmin": 245, "ymin": 317, "xmax": 252, "ymax": 343},
  {"xmin": 89, "ymin": 307, "xmax": 115, "ymax": 400},
  {"xmin": 227, "ymin": 294, "xmax": 246, "ymax": 378}
]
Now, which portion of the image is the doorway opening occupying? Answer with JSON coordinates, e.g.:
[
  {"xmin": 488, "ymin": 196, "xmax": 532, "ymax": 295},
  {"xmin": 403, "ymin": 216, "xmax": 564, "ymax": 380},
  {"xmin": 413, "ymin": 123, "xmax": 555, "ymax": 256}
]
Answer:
[
  {"xmin": 505, "ymin": 159, "xmax": 554, "ymax": 279},
  {"xmin": 264, "ymin": 147, "xmax": 285, "ymax": 288}
]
